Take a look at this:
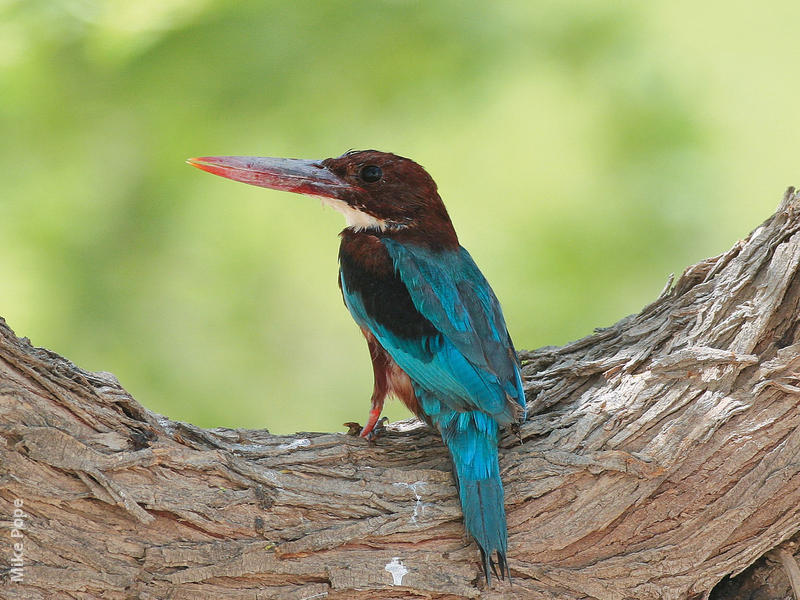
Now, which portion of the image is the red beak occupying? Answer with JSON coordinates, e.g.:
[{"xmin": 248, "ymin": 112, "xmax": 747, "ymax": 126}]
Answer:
[{"xmin": 186, "ymin": 155, "xmax": 350, "ymax": 199}]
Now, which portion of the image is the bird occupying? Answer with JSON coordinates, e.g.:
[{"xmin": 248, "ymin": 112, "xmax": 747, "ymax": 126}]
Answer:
[{"xmin": 187, "ymin": 150, "xmax": 526, "ymax": 583}]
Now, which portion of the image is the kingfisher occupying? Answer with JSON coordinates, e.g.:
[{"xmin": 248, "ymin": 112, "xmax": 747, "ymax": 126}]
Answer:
[{"xmin": 187, "ymin": 150, "xmax": 526, "ymax": 582}]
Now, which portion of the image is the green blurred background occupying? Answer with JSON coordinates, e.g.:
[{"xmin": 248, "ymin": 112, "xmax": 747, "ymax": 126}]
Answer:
[{"xmin": 1, "ymin": 1, "xmax": 798, "ymax": 433}]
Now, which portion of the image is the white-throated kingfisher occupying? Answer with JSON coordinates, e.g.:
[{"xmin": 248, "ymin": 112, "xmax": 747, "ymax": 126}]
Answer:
[{"xmin": 187, "ymin": 150, "xmax": 526, "ymax": 582}]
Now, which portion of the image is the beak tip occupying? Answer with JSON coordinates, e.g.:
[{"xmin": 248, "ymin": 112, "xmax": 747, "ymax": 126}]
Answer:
[{"xmin": 187, "ymin": 157, "xmax": 217, "ymax": 174}]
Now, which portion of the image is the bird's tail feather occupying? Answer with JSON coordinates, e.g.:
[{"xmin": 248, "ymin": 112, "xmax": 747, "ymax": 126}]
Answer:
[
  {"xmin": 441, "ymin": 411, "xmax": 509, "ymax": 583},
  {"xmin": 459, "ymin": 478, "xmax": 509, "ymax": 581}
]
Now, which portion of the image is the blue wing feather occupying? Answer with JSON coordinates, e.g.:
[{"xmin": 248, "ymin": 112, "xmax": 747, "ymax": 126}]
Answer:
[{"xmin": 340, "ymin": 239, "xmax": 525, "ymax": 424}]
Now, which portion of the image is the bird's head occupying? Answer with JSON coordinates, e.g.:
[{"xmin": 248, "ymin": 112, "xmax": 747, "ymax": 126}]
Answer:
[{"xmin": 187, "ymin": 150, "xmax": 457, "ymax": 242}]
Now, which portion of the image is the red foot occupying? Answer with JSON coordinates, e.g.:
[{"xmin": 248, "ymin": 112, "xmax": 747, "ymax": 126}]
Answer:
[{"xmin": 360, "ymin": 407, "xmax": 382, "ymax": 438}]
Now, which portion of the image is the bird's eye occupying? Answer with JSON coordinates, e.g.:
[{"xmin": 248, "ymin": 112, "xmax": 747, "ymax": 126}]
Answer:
[{"xmin": 359, "ymin": 165, "xmax": 383, "ymax": 183}]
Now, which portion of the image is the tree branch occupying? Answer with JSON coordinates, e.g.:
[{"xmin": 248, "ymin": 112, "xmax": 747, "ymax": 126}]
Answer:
[{"xmin": 3, "ymin": 189, "xmax": 800, "ymax": 599}]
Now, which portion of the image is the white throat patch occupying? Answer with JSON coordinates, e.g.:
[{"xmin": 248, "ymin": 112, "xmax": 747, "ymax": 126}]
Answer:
[{"xmin": 319, "ymin": 196, "xmax": 387, "ymax": 232}]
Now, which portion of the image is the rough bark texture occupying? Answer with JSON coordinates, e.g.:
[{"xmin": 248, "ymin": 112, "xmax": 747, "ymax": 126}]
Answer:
[{"xmin": 3, "ymin": 189, "xmax": 800, "ymax": 599}]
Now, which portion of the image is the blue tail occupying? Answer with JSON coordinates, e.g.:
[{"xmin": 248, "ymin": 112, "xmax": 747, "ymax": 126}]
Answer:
[
  {"xmin": 425, "ymin": 400, "xmax": 509, "ymax": 582},
  {"xmin": 457, "ymin": 469, "xmax": 508, "ymax": 582}
]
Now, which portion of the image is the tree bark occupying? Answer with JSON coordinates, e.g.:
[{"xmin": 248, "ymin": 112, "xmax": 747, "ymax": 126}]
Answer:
[{"xmin": 3, "ymin": 189, "xmax": 800, "ymax": 599}]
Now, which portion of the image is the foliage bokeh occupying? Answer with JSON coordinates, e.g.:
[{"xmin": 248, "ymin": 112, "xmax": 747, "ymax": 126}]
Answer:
[{"xmin": 2, "ymin": 1, "xmax": 798, "ymax": 433}]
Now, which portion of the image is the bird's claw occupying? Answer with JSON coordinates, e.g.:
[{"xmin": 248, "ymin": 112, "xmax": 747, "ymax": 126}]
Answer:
[
  {"xmin": 364, "ymin": 417, "xmax": 388, "ymax": 444},
  {"xmin": 344, "ymin": 417, "xmax": 388, "ymax": 442}
]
